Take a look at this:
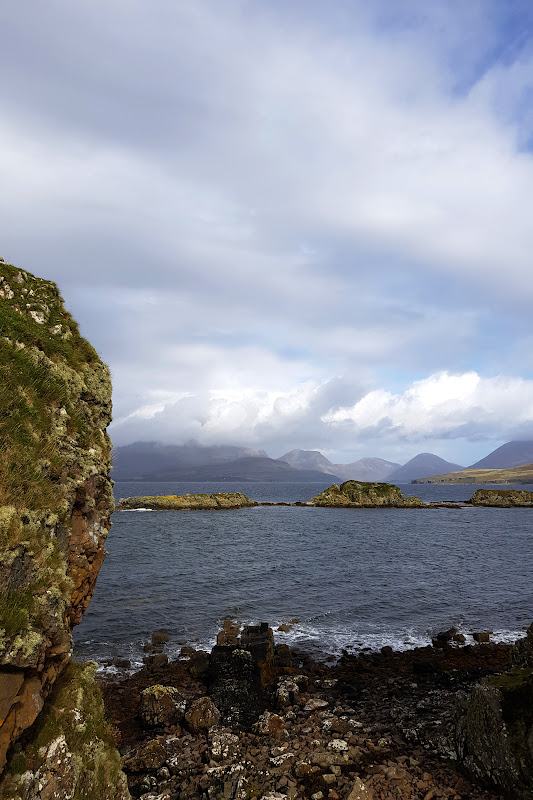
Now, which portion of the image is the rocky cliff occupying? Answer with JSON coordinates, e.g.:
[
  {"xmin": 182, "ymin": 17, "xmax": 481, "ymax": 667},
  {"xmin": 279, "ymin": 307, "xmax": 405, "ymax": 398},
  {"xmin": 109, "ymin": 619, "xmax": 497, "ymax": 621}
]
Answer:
[
  {"xmin": 0, "ymin": 261, "xmax": 129, "ymax": 797},
  {"xmin": 309, "ymin": 480, "xmax": 425, "ymax": 507}
]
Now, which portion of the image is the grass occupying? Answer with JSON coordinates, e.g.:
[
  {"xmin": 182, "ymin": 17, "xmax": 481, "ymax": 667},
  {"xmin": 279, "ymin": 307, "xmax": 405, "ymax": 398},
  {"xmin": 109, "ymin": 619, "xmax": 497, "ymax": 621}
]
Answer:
[
  {"xmin": 0, "ymin": 262, "xmax": 107, "ymax": 509},
  {"xmin": 414, "ymin": 464, "xmax": 533, "ymax": 484},
  {"xmin": 0, "ymin": 590, "xmax": 34, "ymax": 637}
]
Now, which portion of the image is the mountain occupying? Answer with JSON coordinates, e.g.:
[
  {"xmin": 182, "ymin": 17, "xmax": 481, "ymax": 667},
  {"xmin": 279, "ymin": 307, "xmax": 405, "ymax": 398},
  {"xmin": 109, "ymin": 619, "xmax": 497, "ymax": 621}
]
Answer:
[
  {"xmin": 112, "ymin": 441, "xmax": 268, "ymax": 480},
  {"xmin": 142, "ymin": 456, "xmax": 341, "ymax": 483},
  {"xmin": 387, "ymin": 453, "xmax": 464, "ymax": 483},
  {"xmin": 278, "ymin": 449, "xmax": 339, "ymax": 475},
  {"xmin": 468, "ymin": 440, "xmax": 533, "ymax": 470},
  {"xmin": 332, "ymin": 458, "xmax": 401, "ymax": 482},
  {"xmin": 277, "ymin": 450, "xmax": 400, "ymax": 482}
]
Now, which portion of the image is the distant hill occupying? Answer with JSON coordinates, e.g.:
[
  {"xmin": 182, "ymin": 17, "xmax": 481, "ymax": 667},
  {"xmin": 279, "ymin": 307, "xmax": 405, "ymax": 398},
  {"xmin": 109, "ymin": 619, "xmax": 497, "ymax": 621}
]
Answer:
[
  {"xmin": 388, "ymin": 453, "xmax": 464, "ymax": 483},
  {"xmin": 141, "ymin": 456, "xmax": 341, "ymax": 483},
  {"xmin": 414, "ymin": 463, "xmax": 533, "ymax": 485},
  {"xmin": 468, "ymin": 441, "xmax": 533, "ymax": 470},
  {"xmin": 277, "ymin": 449, "xmax": 400, "ymax": 482},
  {"xmin": 333, "ymin": 457, "xmax": 401, "ymax": 482},
  {"xmin": 112, "ymin": 442, "xmax": 267, "ymax": 480},
  {"xmin": 278, "ymin": 449, "xmax": 339, "ymax": 475}
]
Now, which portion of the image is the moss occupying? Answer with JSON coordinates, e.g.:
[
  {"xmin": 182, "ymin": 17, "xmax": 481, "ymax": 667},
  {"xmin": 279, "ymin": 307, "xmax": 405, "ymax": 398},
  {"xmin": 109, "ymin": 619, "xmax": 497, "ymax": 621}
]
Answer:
[{"xmin": 7, "ymin": 753, "xmax": 26, "ymax": 776}]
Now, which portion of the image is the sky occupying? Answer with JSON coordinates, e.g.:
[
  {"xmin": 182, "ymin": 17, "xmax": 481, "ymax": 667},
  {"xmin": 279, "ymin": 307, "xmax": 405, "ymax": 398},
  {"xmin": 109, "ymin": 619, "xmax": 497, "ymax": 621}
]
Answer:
[{"xmin": 2, "ymin": 0, "xmax": 533, "ymax": 465}]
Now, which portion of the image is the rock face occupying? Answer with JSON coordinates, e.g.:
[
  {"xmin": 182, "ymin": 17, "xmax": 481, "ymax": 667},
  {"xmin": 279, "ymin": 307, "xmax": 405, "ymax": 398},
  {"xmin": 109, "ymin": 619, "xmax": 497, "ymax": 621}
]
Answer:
[
  {"xmin": 309, "ymin": 480, "xmax": 425, "ymax": 508},
  {"xmin": 0, "ymin": 262, "xmax": 128, "ymax": 796},
  {"xmin": 455, "ymin": 627, "xmax": 533, "ymax": 798},
  {"xmin": 470, "ymin": 488, "xmax": 533, "ymax": 506},
  {"xmin": 116, "ymin": 491, "xmax": 257, "ymax": 510}
]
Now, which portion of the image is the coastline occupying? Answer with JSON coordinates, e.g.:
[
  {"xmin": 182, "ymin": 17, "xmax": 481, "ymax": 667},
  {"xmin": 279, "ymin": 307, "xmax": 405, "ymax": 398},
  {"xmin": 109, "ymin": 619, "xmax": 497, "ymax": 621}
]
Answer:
[{"xmin": 97, "ymin": 621, "xmax": 529, "ymax": 800}]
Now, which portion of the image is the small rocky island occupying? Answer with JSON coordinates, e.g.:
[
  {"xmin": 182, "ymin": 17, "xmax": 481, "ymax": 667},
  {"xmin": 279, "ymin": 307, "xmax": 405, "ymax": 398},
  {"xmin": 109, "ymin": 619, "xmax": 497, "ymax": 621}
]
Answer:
[
  {"xmin": 117, "ymin": 482, "xmax": 533, "ymax": 512},
  {"xmin": 308, "ymin": 480, "xmax": 425, "ymax": 507},
  {"xmin": 117, "ymin": 492, "xmax": 258, "ymax": 511}
]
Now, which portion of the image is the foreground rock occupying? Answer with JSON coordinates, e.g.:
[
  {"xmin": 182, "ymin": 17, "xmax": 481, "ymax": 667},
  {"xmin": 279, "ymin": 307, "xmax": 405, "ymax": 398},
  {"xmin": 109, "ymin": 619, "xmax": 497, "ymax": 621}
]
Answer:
[
  {"xmin": 0, "ymin": 261, "xmax": 128, "ymax": 795},
  {"xmin": 117, "ymin": 492, "xmax": 258, "ymax": 510},
  {"xmin": 469, "ymin": 488, "xmax": 533, "ymax": 507},
  {"xmin": 309, "ymin": 480, "xmax": 425, "ymax": 508},
  {"xmin": 101, "ymin": 621, "xmax": 520, "ymax": 800},
  {"xmin": 455, "ymin": 625, "xmax": 533, "ymax": 798}
]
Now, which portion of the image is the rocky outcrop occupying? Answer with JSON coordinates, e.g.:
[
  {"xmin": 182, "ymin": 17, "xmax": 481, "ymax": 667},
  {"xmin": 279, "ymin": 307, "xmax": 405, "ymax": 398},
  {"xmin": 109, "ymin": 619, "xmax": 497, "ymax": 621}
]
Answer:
[
  {"xmin": 0, "ymin": 662, "xmax": 130, "ymax": 800},
  {"xmin": 309, "ymin": 480, "xmax": 425, "ymax": 508},
  {"xmin": 116, "ymin": 492, "xmax": 257, "ymax": 510},
  {"xmin": 469, "ymin": 488, "xmax": 533, "ymax": 507},
  {"xmin": 0, "ymin": 262, "xmax": 128, "ymax": 796},
  {"xmin": 455, "ymin": 627, "xmax": 533, "ymax": 798}
]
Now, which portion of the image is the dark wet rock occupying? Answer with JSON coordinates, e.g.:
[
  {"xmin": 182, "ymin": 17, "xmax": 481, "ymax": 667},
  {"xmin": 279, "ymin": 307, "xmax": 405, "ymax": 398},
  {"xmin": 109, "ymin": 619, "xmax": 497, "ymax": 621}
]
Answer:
[
  {"xmin": 472, "ymin": 631, "xmax": 491, "ymax": 643},
  {"xmin": 512, "ymin": 623, "xmax": 533, "ymax": 667},
  {"xmin": 413, "ymin": 658, "xmax": 438, "ymax": 674},
  {"xmin": 152, "ymin": 632, "xmax": 169, "ymax": 646},
  {"xmin": 208, "ymin": 646, "xmax": 266, "ymax": 729},
  {"xmin": 456, "ymin": 668, "xmax": 533, "ymax": 798}
]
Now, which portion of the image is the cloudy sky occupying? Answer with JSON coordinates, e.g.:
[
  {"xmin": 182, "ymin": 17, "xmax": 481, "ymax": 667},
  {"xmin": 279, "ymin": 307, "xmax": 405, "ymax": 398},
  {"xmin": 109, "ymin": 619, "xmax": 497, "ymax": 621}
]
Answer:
[{"xmin": 2, "ymin": 0, "xmax": 533, "ymax": 465}]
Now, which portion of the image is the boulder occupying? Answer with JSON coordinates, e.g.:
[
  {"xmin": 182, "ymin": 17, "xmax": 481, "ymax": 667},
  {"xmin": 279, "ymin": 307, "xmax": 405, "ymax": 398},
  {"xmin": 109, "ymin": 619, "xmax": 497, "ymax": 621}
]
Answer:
[
  {"xmin": 140, "ymin": 685, "xmax": 186, "ymax": 728},
  {"xmin": 455, "ymin": 668, "xmax": 533, "ymax": 798},
  {"xmin": 184, "ymin": 696, "xmax": 220, "ymax": 732}
]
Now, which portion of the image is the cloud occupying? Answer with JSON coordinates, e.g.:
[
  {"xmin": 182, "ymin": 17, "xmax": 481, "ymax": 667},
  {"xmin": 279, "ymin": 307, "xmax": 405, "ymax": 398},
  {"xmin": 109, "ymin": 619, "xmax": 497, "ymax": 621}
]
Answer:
[
  {"xmin": 110, "ymin": 369, "xmax": 533, "ymax": 463},
  {"xmin": 1, "ymin": 1, "xmax": 533, "ymax": 461},
  {"xmin": 325, "ymin": 372, "xmax": 533, "ymax": 443}
]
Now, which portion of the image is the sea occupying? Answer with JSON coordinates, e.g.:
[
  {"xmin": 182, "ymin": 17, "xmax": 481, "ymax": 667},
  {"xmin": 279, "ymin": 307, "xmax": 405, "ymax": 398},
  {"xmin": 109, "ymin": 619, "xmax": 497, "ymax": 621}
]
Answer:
[{"xmin": 73, "ymin": 480, "xmax": 533, "ymax": 670}]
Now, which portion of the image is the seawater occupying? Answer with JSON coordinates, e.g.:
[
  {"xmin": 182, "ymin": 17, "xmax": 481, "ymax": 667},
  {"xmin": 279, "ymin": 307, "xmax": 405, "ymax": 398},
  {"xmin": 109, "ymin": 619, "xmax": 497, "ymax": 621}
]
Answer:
[{"xmin": 73, "ymin": 480, "xmax": 533, "ymax": 667}]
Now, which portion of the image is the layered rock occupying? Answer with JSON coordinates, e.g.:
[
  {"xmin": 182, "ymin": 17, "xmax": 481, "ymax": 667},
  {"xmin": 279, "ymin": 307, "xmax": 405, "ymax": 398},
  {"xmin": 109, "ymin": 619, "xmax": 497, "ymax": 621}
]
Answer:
[
  {"xmin": 469, "ymin": 488, "xmax": 533, "ymax": 507},
  {"xmin": 116, "ymin": 492, "xmax": 257, "ymax": 510},
  {"xmin": 309, "ymin": 480, "xmax": 425, "ymax": 508},
  {"xmin": 0, "ymin": 261, "xmax": 128, "ymax": 796}
]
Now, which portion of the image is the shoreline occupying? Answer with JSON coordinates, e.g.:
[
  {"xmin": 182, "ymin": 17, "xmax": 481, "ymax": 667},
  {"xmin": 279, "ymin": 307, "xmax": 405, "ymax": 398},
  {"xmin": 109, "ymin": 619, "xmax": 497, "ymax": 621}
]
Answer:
[{"xmin": 98, "ymin": 621, "xmax": 528, "ymax": 800}]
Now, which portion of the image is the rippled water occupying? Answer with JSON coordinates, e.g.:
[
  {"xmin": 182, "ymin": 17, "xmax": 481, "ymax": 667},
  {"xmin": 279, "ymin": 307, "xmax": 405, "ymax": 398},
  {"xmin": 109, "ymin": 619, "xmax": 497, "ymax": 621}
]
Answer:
[{"xmin": 73, "ymin": 481, "xmax": 533, "ymax": 666}]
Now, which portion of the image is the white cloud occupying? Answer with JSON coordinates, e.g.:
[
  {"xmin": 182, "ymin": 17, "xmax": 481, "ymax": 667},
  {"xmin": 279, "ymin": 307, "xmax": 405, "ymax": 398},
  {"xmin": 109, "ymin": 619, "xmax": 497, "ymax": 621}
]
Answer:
[{"xmin": 325, "ymin": 372, "xmax": 533, "ymax": 441}]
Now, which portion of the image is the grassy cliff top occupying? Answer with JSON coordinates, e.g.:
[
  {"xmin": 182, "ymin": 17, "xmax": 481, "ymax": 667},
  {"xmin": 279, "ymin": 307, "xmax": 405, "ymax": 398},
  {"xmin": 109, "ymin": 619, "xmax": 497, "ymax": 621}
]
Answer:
[{"xmin": 0, "ymin": 261, "xmax": 111, "ymax": 509}]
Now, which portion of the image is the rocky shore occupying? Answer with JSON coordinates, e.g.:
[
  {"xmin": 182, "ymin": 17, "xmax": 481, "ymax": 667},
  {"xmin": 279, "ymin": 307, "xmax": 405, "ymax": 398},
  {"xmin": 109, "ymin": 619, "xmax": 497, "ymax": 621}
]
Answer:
[{"xmin": 98, "ymin": 621, "xmax": 533, "ymax": 800}]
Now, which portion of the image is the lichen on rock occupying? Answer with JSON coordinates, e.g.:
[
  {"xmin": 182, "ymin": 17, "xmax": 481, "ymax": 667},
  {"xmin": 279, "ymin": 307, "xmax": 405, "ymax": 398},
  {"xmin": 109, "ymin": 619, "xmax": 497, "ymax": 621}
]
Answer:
[
  {"xmin": 0, "ymin": 261, "xmax": 128, "ymax": 796},
  {"xmin": 0, "ymin": 662, "xmax": 130, "ymax": 800}
]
